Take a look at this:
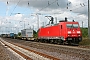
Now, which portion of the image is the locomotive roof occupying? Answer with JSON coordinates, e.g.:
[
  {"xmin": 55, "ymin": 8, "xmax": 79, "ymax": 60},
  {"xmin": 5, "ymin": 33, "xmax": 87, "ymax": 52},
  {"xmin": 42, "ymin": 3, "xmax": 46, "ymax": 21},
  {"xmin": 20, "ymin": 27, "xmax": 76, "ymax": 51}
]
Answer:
[
  {"xmin": 58, "ymin": 21, "xmax": 78, "ymax": 24},
  {"xmin": 41, "ymin": 21, "xmax": 78, "ymax": 28}
]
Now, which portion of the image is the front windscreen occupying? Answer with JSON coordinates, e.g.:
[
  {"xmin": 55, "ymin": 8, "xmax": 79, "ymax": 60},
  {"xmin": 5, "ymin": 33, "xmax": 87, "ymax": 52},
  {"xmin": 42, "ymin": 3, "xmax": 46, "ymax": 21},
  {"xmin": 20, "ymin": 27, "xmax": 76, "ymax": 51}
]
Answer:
[{"xmin": 67, "ymin": 24, "xmax": 79, "ymax": 28}]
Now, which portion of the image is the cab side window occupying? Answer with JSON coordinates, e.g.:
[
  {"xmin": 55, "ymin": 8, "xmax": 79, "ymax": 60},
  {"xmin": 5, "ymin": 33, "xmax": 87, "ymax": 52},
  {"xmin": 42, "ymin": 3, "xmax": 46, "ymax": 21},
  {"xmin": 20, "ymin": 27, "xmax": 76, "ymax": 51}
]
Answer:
[{"xmin": 61, "ymin": 25, "xmax": 62, "ymax": 29}]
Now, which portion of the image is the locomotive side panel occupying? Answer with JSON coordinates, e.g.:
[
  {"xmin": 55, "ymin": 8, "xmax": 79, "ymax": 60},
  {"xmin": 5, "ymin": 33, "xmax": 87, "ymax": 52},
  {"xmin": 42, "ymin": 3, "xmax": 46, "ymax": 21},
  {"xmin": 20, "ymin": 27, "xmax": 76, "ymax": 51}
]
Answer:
[
  {"xmin": 38, "ymin": 27, "xmax": 49, "ymax": 38},
  {"xmin": 48, "ymin": 25, "xmax": 60, "ymax": 37},
  {"xmin": 38, "ymin": 25, "xmax": 61, "ymax": 39},
  {"xmin": 59, "ymin": 22, "xmax": 67, "ymax": 40}
]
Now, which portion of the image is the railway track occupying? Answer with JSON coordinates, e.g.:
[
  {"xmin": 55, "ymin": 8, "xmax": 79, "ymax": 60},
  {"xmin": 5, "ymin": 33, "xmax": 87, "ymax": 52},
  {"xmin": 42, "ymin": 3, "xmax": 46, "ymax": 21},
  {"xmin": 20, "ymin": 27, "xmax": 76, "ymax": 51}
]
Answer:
[
  {"xmin": 1, "ymin": 38, "xmax": 90, "ymax": 60},
  {"xmin": 0, "ymin": 38, "xmax": 59, "ymax": 60}
]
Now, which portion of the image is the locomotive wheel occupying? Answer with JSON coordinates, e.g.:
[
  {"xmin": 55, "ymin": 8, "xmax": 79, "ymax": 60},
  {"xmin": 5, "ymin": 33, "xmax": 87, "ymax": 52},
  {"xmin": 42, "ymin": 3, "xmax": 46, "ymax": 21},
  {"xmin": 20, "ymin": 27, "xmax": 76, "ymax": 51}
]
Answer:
[
  {"xmin": 39, "ymin": 39, "xmax": 43, "ymax": 43},
  {"xmin": 44, "ymin": 39, "xmax": 47, "ymax": 43},
  {"xmin": 68, "ymin": 41, "xmax": 72, "ymax": 45},
  {"xmin": 57, "ymin": 39, "xmax": 62, "ymax": 45},
  {"xmin": 38, "ymin": 39, "xmax": 41, "ymax": 42},
  {"xmin": 41, "ymin": 39, "xmax": 45, "ymax": 43},
  {"xmin": 50, "ymin": 40, "xmax": 54, "ymax": 44},
  {"xmin": 57, "ymin": 40, "xmax": 60, "ymax": 45},
  {"xmin": 34, "ymin": 38, "xmax": 39, "ymax": 42}
]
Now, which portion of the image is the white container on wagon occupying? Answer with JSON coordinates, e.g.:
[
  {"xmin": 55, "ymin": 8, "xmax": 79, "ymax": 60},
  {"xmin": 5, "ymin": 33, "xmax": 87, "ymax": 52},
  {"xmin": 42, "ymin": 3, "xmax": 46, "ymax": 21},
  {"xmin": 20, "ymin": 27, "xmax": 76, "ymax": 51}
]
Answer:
[{"xmin": 21, "ymin": 29, "xmax": 34, "ymax": 40}]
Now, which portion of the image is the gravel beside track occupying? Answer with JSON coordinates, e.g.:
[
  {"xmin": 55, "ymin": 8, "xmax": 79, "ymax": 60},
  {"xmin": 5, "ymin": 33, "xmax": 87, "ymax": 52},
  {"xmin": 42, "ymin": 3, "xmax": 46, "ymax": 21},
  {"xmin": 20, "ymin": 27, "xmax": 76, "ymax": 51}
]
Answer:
[
  {"xmin": 0, "ymin": 39, "xmax": 25, "ymax": 60},
  {"xmin": 1, "ymin": 38, "xmax": 90, "ymax": 60},
  {"xmin": 78, "ymin": 45, "xmax": 90, "ymax": 49},
  {"xmin": 0, "ymin": 42, "xmax": 10, "ymax": 60}
]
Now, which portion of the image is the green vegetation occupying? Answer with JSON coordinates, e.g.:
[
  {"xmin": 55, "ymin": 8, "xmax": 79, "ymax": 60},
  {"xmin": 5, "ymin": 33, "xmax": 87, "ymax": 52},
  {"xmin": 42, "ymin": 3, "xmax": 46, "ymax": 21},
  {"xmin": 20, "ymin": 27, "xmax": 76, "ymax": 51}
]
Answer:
[
  {"xmin": 33, "ymin": 30, "xmax": 38, "ymax": 38},
  {"xmin": 80, "ymin": 28, "xmax": 90, "ymax": 45},
  {"xmin": 81, "ymin": 28, "xmax": 88, "ymax": 38},
  {"xmin": 18, "ymin": 32, "xmax": 21, "ymax": 36},
  {"xmin": 79, "ymin": 38, "xmax": 90, "ymax": 45}
]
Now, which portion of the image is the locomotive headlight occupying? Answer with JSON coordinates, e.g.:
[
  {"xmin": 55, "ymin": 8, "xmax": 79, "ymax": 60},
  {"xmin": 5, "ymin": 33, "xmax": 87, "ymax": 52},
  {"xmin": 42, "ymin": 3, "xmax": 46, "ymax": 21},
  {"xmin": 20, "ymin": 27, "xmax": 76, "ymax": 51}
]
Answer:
[
  {"xmin": 68, "ymin": 35, "xmax": 70, "ymax": 36},
  {"xmin": 68, "ymin": 31, "xmax": 71, "ymax": 34},
  {"xmin": 78, "ymin": 35, "xmax": 81, "ymax": 36},
  {"xmin": 77, "ymin": 31, "xmax": 80, "ymax": 34}
]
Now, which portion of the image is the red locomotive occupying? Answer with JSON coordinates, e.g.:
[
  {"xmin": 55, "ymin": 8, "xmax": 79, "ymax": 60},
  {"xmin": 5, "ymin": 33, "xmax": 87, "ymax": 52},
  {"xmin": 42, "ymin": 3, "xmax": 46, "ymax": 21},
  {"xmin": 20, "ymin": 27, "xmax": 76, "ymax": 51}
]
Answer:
[{"xmin": 38, "ymin": 17, "xmax": 82, "ymax": 45}]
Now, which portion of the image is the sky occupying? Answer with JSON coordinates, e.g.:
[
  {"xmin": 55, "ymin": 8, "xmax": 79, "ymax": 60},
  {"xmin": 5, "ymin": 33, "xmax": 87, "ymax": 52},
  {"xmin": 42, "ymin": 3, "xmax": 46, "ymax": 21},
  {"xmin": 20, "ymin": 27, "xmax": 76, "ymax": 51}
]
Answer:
[{"xmin": 0, "ymin": 0, "xmax": 88, "ymax": 34}]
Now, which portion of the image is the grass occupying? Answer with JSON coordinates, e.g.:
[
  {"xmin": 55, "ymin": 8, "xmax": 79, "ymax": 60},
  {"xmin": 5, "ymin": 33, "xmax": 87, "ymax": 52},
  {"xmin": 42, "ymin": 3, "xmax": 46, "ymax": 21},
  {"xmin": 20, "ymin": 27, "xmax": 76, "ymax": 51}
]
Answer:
[
  {"xmin": 79, "ymin": 28, "xmax": 90, "ymax": 45},
  {"xmin": 79, "ymin": 38, "xmax": 90, "ymax": 45}
]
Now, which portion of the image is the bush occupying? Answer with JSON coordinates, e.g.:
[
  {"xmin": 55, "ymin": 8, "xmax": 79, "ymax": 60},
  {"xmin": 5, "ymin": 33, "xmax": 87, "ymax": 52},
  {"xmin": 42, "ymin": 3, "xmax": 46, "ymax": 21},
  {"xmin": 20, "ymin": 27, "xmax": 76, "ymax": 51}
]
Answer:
[
  {"xmin": 79, "ymin": 28, "xmax": 90, "ymax": 45},
  {"xmin": 81, "ymin": 28, "xmax": 88, "ymax": 38}
]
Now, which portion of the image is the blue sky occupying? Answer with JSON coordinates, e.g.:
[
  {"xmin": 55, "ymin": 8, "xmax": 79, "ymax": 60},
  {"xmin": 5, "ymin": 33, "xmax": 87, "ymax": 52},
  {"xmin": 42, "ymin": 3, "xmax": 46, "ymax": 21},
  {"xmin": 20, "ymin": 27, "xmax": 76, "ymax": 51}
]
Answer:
[
  {"xmin": 0, "ymin": 2, "xmax": 7, "ymax": 16},
  {"xmin": 0, "ymin": 2, "xmax": 34, "ymax": 16}
]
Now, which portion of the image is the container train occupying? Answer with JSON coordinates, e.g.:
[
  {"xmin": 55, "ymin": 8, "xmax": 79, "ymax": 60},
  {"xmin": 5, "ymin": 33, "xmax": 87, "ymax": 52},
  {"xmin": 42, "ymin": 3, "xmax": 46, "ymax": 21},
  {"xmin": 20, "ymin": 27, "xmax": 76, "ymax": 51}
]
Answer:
[{"xmin": 1, "ymin": 17, "xmax": 82, "ymax": 45}]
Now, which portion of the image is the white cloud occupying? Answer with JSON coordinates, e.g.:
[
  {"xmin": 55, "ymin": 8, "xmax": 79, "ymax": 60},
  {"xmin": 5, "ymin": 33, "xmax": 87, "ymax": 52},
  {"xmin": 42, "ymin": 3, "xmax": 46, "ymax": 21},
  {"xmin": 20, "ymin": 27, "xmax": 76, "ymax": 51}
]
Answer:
[
  {"xmin": 68, "ymin": 0, "xmax": 88, "ymax": 15},
  {"xmin": 1, "ymin": 0, "xmax": 68, "ymax": 9},
  {"xmin": 0, "ymin": 0, "xmax": 87, "ymax": 15},
  {"xmin": 0, "ymin": 0, "xmax": 88, "ymax": 34}
]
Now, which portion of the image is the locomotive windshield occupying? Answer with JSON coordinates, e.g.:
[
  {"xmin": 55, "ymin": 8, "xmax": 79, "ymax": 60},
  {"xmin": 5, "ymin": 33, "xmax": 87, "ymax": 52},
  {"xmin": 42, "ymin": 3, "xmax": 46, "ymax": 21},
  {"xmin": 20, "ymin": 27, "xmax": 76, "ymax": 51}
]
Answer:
[{"xmin": 67, "ymin": 24, "xmax": 79, "ymax": 28}]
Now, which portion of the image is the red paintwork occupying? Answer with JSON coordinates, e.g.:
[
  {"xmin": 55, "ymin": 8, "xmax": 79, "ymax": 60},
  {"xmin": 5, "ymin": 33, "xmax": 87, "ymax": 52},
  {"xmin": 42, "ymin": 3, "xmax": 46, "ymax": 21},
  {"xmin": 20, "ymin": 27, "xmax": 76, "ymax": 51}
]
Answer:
[{"xmin": 38, "ymin": 21, "xmax": 82, "ymax": 41}]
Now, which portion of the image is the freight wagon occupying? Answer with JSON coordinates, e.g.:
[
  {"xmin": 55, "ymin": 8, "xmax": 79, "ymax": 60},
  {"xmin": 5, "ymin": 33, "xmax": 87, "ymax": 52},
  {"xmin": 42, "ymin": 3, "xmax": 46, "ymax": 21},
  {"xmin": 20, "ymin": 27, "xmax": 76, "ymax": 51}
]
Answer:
[
  {"xmin": 1, "ymin": 34, "xmax": 7, "ymax": 38},
  {"xmin": 21, "ymin": 29, "xmax": 34, "ymax": 40},
  {"xmin": 38, "ymin": 17, "xmax": 82, "ymax": 45},
  {"xmin": 10, "ymin": 33, "xmax": 14, "ymax": 38}
]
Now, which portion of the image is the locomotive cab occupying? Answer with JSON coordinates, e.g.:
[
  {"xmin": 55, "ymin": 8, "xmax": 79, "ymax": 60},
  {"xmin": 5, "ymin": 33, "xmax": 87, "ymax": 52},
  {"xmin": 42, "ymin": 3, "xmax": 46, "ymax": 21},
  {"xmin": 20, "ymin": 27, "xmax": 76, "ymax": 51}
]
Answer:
[
  {"xmin": 57, "ymin": 20, "xmax": 82, "ymax": 45},
  {"xmin": 65, "ymin": 22, "xmax": 82, "ymax": 45}
]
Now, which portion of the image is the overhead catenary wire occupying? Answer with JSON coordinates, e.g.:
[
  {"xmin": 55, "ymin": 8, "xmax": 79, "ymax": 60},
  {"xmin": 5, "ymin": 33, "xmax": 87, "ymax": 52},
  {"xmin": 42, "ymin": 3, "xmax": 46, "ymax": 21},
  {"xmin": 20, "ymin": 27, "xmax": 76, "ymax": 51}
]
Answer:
[
  {"xmin": 24, "ymin": 0, "xmax": 59, "ymax": 15},
  {"xmin": 59, "ymin": 1, "xmax": 88, "ymax": 21},
  {"xmin": 6, "ymin": 0, "xmax": 88, "ymax": 18},
  {"xmin": 28, "ymin": 1, "xmax": 30, "ymax": 6},
  {"xmin": 38, "ymin": 0, "xmax": 59, "ymax": 12},
  {"xmin": 6, "ymin": 0, "xmax": 88, "ymax": 16},
  {"xmin": 70, "ymin": 4, "xmax": 87, "ymax": 12},
  {"xmin": 7, "ymin": 0, "xmax": 59, "ymax": 15},
  {"xmin": 10, "ymin": 0, "xmax": 21, "ymax": 16},
  {"xmin": 62, "ymin": 1, "xmax": 87, "ymax": 12},
  {"xmin": 66, "ymin": 1, "xmax": 88, "ymax": 11}
]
